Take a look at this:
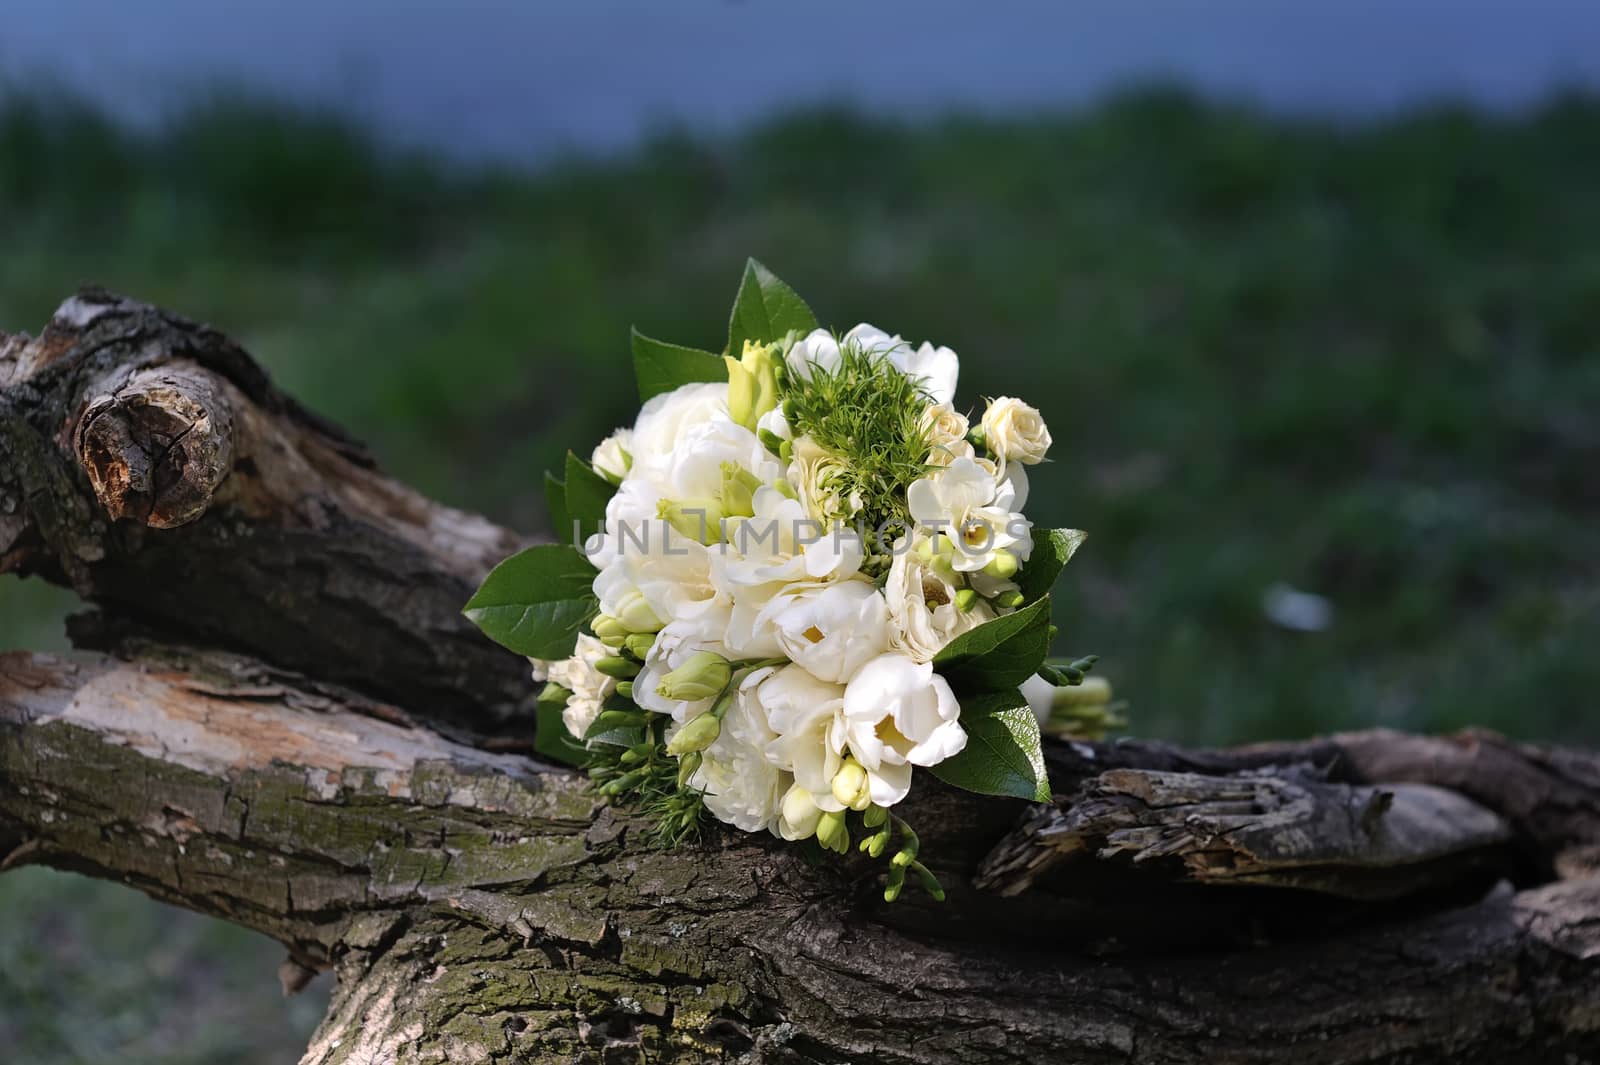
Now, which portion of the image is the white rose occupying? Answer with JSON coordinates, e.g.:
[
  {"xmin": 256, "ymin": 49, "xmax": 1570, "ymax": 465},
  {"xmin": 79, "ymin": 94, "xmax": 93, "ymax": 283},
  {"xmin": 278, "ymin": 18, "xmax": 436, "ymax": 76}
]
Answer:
[
  {"xmin": 883, "ymin": 534, "xmax": 997, "ymax": 662},
  {"xmin": 753, "ymin": 579, "xmax": 889, "ymax": 684},
  {"xmin": 906, "ymin": 456, "xmax": 1033, "ymax": 573},
  {"xmin": 547, "ymin": 634, "xmax": 617, "ymax": 740},
  {"xmin": 980, "ymin": 396, "xmax": 1052, "ymax": 465},
  {"xmin": 920, "ymin": 403, "xmax": 972, "ymax": 468},
  {"xmin": 590, "ymin": 428, "xmax": 633, "ymax": 483},
  {"xmin": 840, "ymin": 654, "xmax": 967, "ymax": 806}
]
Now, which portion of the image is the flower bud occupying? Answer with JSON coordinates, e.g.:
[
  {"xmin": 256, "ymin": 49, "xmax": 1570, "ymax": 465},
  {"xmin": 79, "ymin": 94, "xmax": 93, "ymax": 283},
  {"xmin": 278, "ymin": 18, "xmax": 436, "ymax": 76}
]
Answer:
[
  {"xmin": 676, "ymin": 749, "xmax": 703, "ymax": 788},
  {"xmin": 658, "ymin": 498, "xmax": 724, "ymax": 544},
  {"xmin": 615, "ymin": 680, "xmax": 634, "ymax": 699},
  {"xmin": 830, "ymin": 758, "xmax": 873, "ymax": 812},
  {"xmin": 816, "ymin": 810, "xmax": 850, "ymax": 855},
  {"xmin": 656, "ymin": 652, "xmax": 732, "ymax": 703},
  {"xmin": 595, "ymin": 656, "xmax": 639, "ymax": 680},
  {"xmin": 992, "ymin": 589, "xmax": 1025, "ymax": 609},
  {"xmin": 982, "ymin": 549, "xmax": 1020, "ymax": 580},
  {"xmin": 591, "ymin": 615, "xmax": 629, "ymax": 643},
  {"xmin": 612, "ymin": 591, "xmax": 663, "ymax": 634},
  {"xmin": 622, "ymin": 632, "xmax": 656, "ymax": 660},
  {"xmin": 725, "ymin": 340, "xmax": 781, "ymax": 430},
  {"xmin": 780, "ymin": 785, "xmax": 823, "ymax": 841},
  {"xmin": 720, "ymin": 462, "xmax": 763, "ymax": 519},
  {"xmin": 861, "ymin": 804, "xmax": 888, "ymax": 829},
  {"xmin": 665, "ymin": 712, "xmax": 722, "ymax": 756},
  {"xmin": 954, "ymin": 588, "xmax": 979, "ymax": 613}
]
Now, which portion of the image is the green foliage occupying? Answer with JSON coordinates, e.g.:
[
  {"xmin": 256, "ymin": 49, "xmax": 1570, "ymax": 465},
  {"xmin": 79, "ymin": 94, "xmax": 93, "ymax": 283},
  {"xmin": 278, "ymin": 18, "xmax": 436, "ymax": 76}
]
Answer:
[
  {"xmin": 534, "ymin": 683, "xmax": 589, "ymax": 766},
  {"xmin": 462, "ymin": 545, "xmax": 598, "ymax": 659},
  {"xmin": 1016, "ymin": 529, "xmax": 1088, "ymax": 604},
  {"xmin": 726, "ymin": 257, "xmax": 818, "ymax": 356},
  {"xmin": 930, "ymin": 690, "xmax": 1052, "ymax": 802},
  {"xmin": 562, "ymin": 451, "xmax": 616, "ymax": 542},
  {"xmin": 934, "ymin": 595, "xmax": 1054, "ymax": 691},
  {"xmin": 630, "ymin": 328, "xmax": 726, "ymax": 402},
  {"xmin": 782, "ymin": 340, "xmax": 935, "ymax": 530}
]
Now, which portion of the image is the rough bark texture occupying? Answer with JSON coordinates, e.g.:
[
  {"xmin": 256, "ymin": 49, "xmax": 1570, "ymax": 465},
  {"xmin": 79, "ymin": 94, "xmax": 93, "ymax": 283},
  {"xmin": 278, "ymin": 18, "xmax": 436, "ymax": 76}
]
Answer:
[{"xmin": 3, "ymin": 290, "xmax": 1600, "ymax": 1064}]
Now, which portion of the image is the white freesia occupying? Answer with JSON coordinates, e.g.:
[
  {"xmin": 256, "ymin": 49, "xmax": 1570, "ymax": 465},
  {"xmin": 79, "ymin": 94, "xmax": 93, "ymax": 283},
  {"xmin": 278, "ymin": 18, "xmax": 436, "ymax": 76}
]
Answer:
[
  {"xmin": 776, "ymin": 782, "xmax": 824, "ymax": 840},
  {"xmin": 981, "ymin": 396, "xmax": 1052, "ymax": 465},
  {"xmin": 590, "ymin": 428, "xmax": 633, "ymax": 482},
  {"xmin": 906, "ymin": 456, "xmax": 1033, "ymax": 573},
  {"xmin": 720, "ymin": 486, "xmax": 864, "ymax": 587},
  {"xmin": 632, "ymin": 621, "xmax": 732, "ymax": 722},
  {"xmin": 840, "ymin": 654, "xmax": 967, "ymax": 806},
  {"xmin": 752, "ymin": 665, "xmax": 848, "ymax": 814},
  {"xmin": 548, "ymin": 634, "xmax": 617, "ymax": 740},
  {"xmin": 754, "ymin": 579, "xmax": 889, "ymax": 684},
  {"xmin": 883, "ymin": 533, "xmax": 998, "ymax": 662},
  {"xmin": 687, "ymin": 686, "xmax": 787, "ymax": 833}
]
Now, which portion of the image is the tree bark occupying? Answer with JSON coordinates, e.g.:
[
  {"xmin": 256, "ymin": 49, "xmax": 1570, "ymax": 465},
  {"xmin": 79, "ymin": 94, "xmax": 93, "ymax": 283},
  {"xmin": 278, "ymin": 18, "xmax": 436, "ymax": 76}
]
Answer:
[{"xmin": 3, "ymin": 290, "xmax": 1600, "ymax": 1064}]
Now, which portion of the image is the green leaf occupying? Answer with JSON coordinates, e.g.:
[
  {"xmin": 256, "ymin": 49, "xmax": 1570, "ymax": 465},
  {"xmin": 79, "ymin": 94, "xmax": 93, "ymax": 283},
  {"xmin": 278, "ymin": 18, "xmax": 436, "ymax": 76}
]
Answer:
[
  {"xmin": 544, "ymin": 471, "xmax": 573, "ymax": 546},
  {"xmin": 933, "ymin": 596, "xmax": 1053, "ymax": 692},
  {"xmin": 631, "ymin": 328, "xmax": 725, "ymax": 402},
  {"xmin": 563, "ymin": 451, "xmax": 615, "ymax": 542},
  {"xmin": 463, "ymin": 544, "xmax": 598, "ymax": 660},
  {"xmin": 930, "ymin": 689, "xmax": 1051, "ymax": 802},
  {"xmin": 534, "ymin": 683, "xmax": 588, "ymax": 767},
  {"xmin": 1015, "ymin": 529, "xmax": 1087, "ymax": 604},
  {"xmin": 726, "ymin": 258, "xmax": 818, "ymax": 357}
]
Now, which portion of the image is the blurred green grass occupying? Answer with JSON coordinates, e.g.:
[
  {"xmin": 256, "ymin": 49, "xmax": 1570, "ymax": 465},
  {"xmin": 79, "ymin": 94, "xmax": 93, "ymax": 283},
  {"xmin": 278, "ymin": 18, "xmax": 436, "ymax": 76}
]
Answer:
[{"xmin": 2, "ymin": 88, "xmax": 1598, "ymax": 1062}]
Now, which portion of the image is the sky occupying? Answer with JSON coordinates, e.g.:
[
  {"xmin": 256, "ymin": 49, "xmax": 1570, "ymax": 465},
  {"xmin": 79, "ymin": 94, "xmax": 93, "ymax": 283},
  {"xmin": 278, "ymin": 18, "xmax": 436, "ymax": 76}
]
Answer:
[{"xmin": 2, "ymin": 0, "xmax": 1598, "ymax": 159}]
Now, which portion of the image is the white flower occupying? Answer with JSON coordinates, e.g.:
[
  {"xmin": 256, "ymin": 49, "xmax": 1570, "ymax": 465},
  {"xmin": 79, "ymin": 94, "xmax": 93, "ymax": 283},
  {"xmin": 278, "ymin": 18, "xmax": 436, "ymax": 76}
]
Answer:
[
  {"xmin": 785, "ymin": 434, "xmax": 862, "ymax": 523},
  {"xmin": 547, "ymin": 634, "xmax": 617, "ymax": 740},
  {"xmin": 584, "ymin": 478, "xmax": 662, "ymax": 569},
  {"xmin": 753, "ymin": 579, "xmax": 889, "ymax": 684},
  {"xmin": 756, "ymin": 405, "xmax": 792, "ymax": 445},
  {"xmin": 920, "ymin": 403, "xmax": 973, "ymax": 468},
  {"xmin": 719, "ymin": 486, "xmax": 864, "ymax": 587},
  {"xmin": 661, "ymin": 419, "xmax": 780, "ymax": 502},
  {"xmin": 883, "ymin": 533, "xmax": 997, "ymax": 662},
  {"xmin": 776, "ymin": 782, "xmax": 824, "ymax": 841},
  {"xmin": 785, "ymin": 324, "xmax": 959, "ymax": 406},
  {"xmin": 890, "ymin": 341, "xmax": 959, "ymax": 407},
  {"xmin": 687, "ymin": 671, "xmax": 787, "ymax": 833},
  {"xmin": 528, "ymin": 658, "xmax": 550, "ymax": 683},
  {"xmin": 980, "ymin": 396, "xmax": 1051, "ymax": 465},
  {"xmin": 906, "ymin": 456, "xmax": 1033, "ymax": 573},
  {"xmin": 633, "ymin": 621, "xmax": 731, "ymax": 722},
  {"xmin": 840, "ymin": 654, "xmax": 966, "ymax": 806},
  {"xmin": 785, "ymin": 328, "xmax": 843, "ymax": 382},
  {"xmin": 629, "ymin": 382, "xmax": 728, "ymax": 484},
  {"xmin": 752, "ymin": 665, "xmax": 848, "ymax": 813},
  {"xmin": 590, "ymin": 428, "xmax": 633, "ymax": 483}
]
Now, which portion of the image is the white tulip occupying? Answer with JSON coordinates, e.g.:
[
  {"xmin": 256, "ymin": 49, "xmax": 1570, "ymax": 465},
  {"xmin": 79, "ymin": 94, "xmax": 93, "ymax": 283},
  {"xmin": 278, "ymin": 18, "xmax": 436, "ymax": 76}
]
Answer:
[
  {"xmin": 590, "ymin": 428, "xmax": 633, "ymax": 483},
  {"xmin": 883, "ymin": 533, "xmax": 998, "ymax": 662},
  {"xmin": 980, "ymin": 396, "xmax": 1052, "ymax": 465},
  {"xmin": 890, "ymin": 341, "xmax": 960, "ymax": 407},
  {"xmin": 840, "ymin": 653, "xmax": 967, "ymax": 806},
  {"xmin": 753, "ymin": 579, "xmax": 889, "ymax": 684},
  {"xmin": 547, "ymin": 634, "xmax": 618, "ymax": 740},
  {"xmin": 784, "ymin": 328, "xmax": 844, "ymax": 383},
  {"xmin": 906, "ymin": 457, "xmax": 1033, "ymax": 573},
  {"xmin": 786, "ymin": 324, "xmax": 960, "ymax": 407}
]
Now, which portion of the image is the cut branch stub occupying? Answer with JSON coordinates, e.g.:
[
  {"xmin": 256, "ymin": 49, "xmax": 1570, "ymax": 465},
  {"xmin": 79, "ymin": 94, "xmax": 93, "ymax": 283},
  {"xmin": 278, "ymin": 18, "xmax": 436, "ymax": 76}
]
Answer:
[{"xmin": 75, "ymin": 363, "xmax": 235, "ymax": 529}]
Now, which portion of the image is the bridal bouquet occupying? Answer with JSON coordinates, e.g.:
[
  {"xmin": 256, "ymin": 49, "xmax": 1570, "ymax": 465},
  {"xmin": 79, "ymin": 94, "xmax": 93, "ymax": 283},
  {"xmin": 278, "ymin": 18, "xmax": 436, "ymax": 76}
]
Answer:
[{"xmin": 466, "ymin": 261, "xmax": 1099, "ymax": 900}]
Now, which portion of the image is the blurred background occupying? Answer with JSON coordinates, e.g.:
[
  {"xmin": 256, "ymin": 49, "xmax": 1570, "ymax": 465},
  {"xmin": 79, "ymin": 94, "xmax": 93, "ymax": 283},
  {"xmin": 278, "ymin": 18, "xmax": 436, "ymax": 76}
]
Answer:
[{"xmin": 2, "ymin": 1, "xmax": 1598, "ymax": 1060}]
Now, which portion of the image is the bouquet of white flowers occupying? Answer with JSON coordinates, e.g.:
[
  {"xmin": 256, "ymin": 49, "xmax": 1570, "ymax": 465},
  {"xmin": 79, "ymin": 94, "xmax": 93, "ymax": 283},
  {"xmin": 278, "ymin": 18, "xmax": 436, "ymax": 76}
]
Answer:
[{"xmin": 466, "ymin": 261, "xmax": 1102, "ymax": 901}]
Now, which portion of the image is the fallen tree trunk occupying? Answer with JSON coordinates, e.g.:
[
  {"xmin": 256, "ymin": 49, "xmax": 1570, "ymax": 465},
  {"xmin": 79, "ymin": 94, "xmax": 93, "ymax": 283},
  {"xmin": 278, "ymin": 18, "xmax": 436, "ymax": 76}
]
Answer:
[{"xmin": 3, "ymin": 291, "xmax": 1599, "ymax": 1064}]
